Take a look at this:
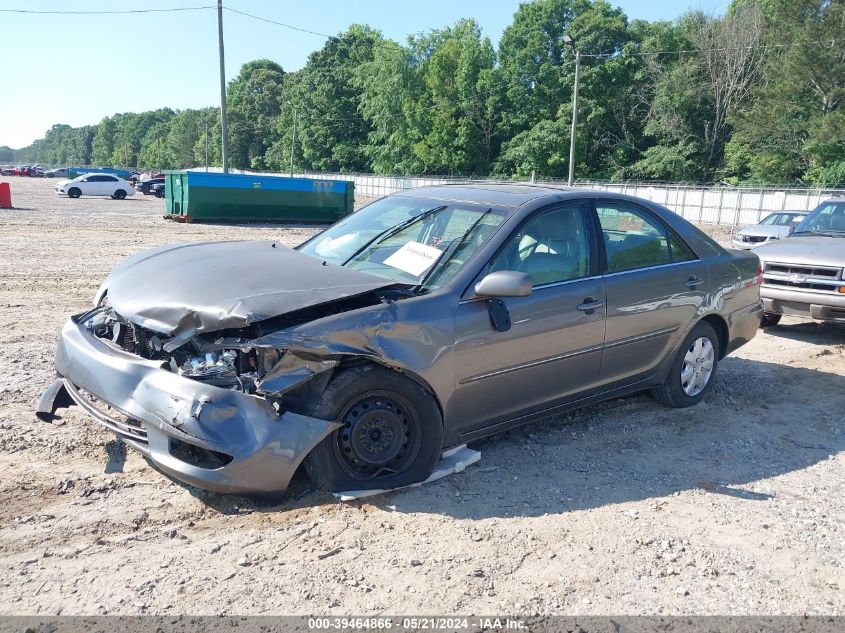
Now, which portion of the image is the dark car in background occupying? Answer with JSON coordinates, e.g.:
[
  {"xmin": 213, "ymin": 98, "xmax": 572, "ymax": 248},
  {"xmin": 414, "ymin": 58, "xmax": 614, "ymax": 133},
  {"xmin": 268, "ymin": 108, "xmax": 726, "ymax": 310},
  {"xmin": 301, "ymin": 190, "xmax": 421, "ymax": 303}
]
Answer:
[
  {"xmin": 38, "ymin": 185, "xmax": 762, "ymax": 496},
  {"xmin": 137, "ymin": 177, "xmax": 165, "ymax": 195},
  {"xmin": 150, "ymin": 182, "xmax": 165, "ymax": 198}
]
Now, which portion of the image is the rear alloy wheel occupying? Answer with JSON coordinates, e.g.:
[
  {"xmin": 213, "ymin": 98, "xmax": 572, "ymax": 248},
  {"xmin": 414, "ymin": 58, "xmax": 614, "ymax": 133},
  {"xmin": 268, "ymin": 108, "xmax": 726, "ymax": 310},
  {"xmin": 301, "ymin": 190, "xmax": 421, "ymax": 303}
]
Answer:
[
  {"xmin": 304, "ymin": 365, "xmax": 443, "ymax": 493},
  {"xmin": 652, "ymin": 321, "xmax": 719, "ymax": 408},
  {"xmin": 760, "ymin": 312, "xmax": 782, "ymax": 328},
  {"xmin": 113, "ymin": 189, "xmax": 127, "ymax": 200},
  {"xmin": 67, "ymin": 187, "xmax": 81, "ymax": 199}
]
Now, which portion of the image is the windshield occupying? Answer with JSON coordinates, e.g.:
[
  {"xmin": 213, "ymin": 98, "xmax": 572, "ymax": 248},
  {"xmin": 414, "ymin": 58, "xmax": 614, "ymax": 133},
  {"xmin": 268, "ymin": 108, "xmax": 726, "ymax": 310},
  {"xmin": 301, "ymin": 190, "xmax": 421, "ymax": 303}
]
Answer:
[
  {"xmin": 761, "ymin": 213, "xmax": 805, "ymax": 226},
  {"xmin": 298, "ymin": 195, "xmax": 508, "ymax": 288},
  {"xmin": 792, "ymin": 202, "xmax": 845, "ymax": 236}
]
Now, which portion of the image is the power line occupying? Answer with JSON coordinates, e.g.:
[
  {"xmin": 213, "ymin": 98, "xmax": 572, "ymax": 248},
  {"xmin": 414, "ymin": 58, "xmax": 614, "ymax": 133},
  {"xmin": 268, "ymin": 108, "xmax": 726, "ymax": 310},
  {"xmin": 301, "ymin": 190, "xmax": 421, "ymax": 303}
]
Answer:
[
  {"xmin": 223, "ymin": 6, "xmax": 335, "ymax": 39},
  {"xmin": 580, "ymin": 38, "xmax": 840, "ymax": 59},
  {"xmin": 0, "ymin": 5, "xmax": 215, "ymax": 15}
]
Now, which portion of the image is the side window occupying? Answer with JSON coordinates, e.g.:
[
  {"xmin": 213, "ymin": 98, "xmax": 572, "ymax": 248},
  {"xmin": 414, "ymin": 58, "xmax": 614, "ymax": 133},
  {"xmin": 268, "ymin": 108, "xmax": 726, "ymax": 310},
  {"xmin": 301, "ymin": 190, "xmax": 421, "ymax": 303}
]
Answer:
[
  {"xmin": 596, "ymin": 203, "xmax": 692, "ymax": 273},
  {"xmin": 88, "ymin": 175, "xmax": 104, "ymax": 182},
  {"xmin": 104, "ymin": 175, "xmax": 118, "ymax": 182},
  {"xmin": 489, "ymin": 206, "xmax": 591, "ymax": 286}
]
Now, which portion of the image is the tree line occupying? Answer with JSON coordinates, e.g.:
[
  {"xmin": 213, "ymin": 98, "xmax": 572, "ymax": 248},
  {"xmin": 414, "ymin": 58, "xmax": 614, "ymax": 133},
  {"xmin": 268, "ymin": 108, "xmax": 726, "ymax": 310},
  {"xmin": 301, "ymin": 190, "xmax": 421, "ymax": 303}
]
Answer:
[{"xmin": 9, "ymin": 0, "xmax": 845, "ymax": 186}]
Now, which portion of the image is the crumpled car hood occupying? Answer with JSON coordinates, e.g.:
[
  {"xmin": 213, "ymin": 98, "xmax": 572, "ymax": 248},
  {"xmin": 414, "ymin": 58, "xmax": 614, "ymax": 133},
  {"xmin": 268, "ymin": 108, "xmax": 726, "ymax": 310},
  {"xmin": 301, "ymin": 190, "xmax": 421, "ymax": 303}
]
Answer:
[
  {"xmin": 103, "ymin": 240, "xmax": 397, "ymax": 342},
  {"xmin": 754, "ymin": 235, "xmax": 845, "ymax": 267}
]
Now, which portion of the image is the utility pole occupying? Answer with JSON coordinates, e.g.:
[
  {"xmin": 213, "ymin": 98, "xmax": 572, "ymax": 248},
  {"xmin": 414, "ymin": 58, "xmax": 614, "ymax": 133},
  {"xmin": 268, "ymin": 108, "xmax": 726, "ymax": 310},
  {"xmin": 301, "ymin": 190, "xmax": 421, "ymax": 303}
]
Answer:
[
  {"xmin": 204, "ymin": 119, "xmax": 209, "ymax": 172},
  {"xmin": 564, "ymin": 35, "xmax": 579, "ymax": 187},
  {"xmin": 289, "ymin": 102, "xmax": 297, "ymax": 178},
  {"xmin": 217, "ymin": 0, "xmax": 229, "ymax": 173}
]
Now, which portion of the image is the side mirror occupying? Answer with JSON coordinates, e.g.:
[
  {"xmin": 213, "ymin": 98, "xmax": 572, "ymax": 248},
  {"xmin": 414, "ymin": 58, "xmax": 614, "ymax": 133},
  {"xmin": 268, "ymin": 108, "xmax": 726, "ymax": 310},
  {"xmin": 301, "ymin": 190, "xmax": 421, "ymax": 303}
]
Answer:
[{"xmin": 473, "ymin": 270, "xmax": 533, "ymax": 299}]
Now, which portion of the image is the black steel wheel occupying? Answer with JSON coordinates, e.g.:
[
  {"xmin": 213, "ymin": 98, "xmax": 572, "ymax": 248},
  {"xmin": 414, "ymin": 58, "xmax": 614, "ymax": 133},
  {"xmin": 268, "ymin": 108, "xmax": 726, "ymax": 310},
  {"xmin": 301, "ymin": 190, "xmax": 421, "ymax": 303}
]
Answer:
[
  {"xmin": 304, "ymin": 365, "xmax": 443, "ymax": 493},
  {"xmin": 67, "ymin": 187, "xmax": 81, "ymax": 199},
  {"xmin": 113, "ymin": 189, "xmax": 127, "ymax": 200},
  {"xmin": 334, "ymin": 393, "xmax": 420, "ymax": 479}
]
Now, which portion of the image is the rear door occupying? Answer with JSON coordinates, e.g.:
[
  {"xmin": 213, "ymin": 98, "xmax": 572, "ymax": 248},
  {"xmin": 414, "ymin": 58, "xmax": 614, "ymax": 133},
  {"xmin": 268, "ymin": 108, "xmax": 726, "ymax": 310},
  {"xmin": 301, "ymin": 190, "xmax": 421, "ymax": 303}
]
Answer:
[
  {"xmin": 101, "ymin": 175, "xmax": 120, "ymax": 195},
  {"xmin": 449, "ymin": 202, "xmax": 606, "ymax": 439},
  {"xmin": 593, "ymin": 200, "xmax": 707, "ymax": 385},
  {"xmin": 84, "ymin": 175, "xmax": 107, "ymax": 195}
]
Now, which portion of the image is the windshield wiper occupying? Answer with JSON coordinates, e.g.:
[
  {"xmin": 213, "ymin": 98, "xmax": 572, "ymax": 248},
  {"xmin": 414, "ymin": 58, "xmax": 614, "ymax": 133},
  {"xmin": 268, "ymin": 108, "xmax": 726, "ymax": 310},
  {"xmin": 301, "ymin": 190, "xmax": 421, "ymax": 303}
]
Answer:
[
  {"xmin": 341, "ymin": 205, "xmax": 448, "ymax": 266},
  {"xmin": 417, "ymin": 208, "xmax": 493, "ymax": 289}
]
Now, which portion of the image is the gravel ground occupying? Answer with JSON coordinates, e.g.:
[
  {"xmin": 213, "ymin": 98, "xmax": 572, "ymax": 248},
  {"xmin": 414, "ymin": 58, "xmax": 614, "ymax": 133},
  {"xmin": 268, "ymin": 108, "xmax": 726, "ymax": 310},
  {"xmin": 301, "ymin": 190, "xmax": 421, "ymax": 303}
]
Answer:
[{"xmin": 0, "ymin": 176, "xmax": 843, "ymax": 616}]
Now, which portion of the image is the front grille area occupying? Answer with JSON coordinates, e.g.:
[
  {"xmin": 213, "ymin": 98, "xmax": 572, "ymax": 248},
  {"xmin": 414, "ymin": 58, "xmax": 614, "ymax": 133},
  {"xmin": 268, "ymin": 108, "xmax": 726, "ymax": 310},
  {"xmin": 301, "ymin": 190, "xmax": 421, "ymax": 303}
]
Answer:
[
  {"xmin": 764, "ymin": 262, "xmax": 841, "ymax": 278},
  {"xmin": 763, "ymin": 262, "xmax": 844, "ymax": 293},
  {"xmin": 742, "ymin": 235, "xmax": 768, "ymax": 243}
]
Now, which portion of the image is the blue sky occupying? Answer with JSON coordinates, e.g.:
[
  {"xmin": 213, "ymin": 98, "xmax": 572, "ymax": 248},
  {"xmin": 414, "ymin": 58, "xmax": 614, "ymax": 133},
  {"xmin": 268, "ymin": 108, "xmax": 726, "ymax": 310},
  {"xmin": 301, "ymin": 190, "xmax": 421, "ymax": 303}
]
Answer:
[{"xmin": 0, "ymin": 0, "xmax": 730, "ymax": 149}]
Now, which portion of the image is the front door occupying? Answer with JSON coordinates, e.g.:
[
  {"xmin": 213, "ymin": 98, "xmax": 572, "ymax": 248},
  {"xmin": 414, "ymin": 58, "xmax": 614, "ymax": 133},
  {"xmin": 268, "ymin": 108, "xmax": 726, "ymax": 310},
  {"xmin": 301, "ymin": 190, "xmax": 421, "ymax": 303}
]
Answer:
[
  {"xmin": 593, "ymin": 200, "xmax": 708, "ymax": 385},
  {"xmin": 447, "ymin": 203, "xmax": 606, "ymax": 441}
]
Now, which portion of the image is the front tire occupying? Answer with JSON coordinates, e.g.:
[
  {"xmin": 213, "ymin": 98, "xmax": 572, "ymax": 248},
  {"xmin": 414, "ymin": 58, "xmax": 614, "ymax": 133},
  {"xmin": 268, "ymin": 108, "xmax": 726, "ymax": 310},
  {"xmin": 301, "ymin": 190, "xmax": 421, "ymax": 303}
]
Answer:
[
  {"xmin": 304, "ymin": 365, "xmax": 443, "ymax": 493},
  {"xmin": 67, "ymin": 187, "xmax": 81, "ymax": 199},
  {"xmin": 652, "ymin": 321, "xmax": 719, "ymax": 408},
  {"xmin": 761, "ymin": 312, "xmax": 781, "ymax": 328}
]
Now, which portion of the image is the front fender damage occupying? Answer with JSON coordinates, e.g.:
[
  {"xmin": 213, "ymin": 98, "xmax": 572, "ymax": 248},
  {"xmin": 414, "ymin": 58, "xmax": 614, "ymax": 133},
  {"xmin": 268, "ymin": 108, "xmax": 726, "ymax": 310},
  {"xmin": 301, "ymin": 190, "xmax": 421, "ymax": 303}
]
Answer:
[{"xmin": 250, "ymin": 300, "xmax": 443, "ymax": 399}]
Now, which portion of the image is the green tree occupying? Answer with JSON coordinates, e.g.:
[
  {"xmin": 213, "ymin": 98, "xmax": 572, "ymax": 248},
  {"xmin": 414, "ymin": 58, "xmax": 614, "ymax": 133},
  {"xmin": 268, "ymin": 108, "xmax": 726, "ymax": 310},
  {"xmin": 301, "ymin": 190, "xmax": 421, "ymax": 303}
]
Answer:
[
  {"xmin": 225, "ymin": 60, "xmax": 285, "ymax": 169},
  {"xmin": 290, "ymin": 25, "xmax": 383, "ymax": 172},
  {"xmin": 728, "ymin": 0, "xmax": 845, "ymax": 184},
  {"xmin": 91, "ymin": 116, "xmax": 117, "ymax": 165}
]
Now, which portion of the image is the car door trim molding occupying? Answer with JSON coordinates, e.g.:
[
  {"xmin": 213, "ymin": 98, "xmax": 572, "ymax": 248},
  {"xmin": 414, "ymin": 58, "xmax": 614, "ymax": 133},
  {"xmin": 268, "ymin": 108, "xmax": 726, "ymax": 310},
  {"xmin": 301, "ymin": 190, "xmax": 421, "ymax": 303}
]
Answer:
[
  {"xmin": 458, "ymin": 343, "xmax": 604, "ymax": 384},
  {"xmin": 602, "ymin": 260, "xmax": 701, "ymax": 279},
  {"xmin": 604, "ymin": 325, "xmax": 680, "ymax": 350}
]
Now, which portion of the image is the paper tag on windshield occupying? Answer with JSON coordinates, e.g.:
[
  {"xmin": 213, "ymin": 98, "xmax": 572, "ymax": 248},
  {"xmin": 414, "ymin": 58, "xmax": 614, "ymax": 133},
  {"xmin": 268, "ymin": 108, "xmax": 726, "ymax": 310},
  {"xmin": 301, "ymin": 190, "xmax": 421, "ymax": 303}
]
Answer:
[{"xmin": 383, "ymin": 240, "xmax": 442, "ymax": 276}]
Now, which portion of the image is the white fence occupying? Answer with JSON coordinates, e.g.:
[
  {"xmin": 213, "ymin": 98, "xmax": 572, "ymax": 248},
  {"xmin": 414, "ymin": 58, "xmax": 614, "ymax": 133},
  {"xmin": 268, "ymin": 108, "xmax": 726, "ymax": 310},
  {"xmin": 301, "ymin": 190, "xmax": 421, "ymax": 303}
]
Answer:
[
  {"xmin": 193, "ymin": 168, "xmax": 843, "ymax": 227},
  {"xmin": 295, "ymin": 173, "xmax": 844, "ymax": 227}
]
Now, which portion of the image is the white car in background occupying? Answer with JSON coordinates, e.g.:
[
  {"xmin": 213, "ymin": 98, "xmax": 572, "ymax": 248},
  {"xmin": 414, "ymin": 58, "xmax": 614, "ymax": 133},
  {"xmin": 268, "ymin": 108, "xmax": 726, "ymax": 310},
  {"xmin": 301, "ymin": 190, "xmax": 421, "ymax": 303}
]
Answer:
[
  {"xmin": 55, "ymin": 173, "xmax": 135, "ymax": 199},
  {"xmin": 730, "ymin": 211, "xmax": 806, "ymax": 250}
]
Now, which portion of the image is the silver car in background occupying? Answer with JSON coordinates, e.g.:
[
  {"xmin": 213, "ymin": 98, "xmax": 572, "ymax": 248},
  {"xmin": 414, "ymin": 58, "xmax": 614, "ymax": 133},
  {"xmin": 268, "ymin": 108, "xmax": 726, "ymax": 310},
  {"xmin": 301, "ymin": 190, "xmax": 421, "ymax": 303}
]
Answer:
[
  {"xmin": 38, "ymin": 185, "xmax": 762, "ymax": 496},
  {"xmin": 730, "ymin": 211, "xmax": 806, "ymax": 250},
  {"xmin": 756, "ymin": 199, "xmax": 845, "ymax": 326}
]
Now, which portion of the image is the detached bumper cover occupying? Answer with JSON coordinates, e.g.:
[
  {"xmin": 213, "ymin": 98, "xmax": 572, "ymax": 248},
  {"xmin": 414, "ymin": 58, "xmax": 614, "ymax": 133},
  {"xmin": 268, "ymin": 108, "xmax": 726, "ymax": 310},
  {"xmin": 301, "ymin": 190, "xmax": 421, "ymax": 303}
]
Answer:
[{"xmin": 39, "ymin": 313, "xmax": 340, "ymax": 495}]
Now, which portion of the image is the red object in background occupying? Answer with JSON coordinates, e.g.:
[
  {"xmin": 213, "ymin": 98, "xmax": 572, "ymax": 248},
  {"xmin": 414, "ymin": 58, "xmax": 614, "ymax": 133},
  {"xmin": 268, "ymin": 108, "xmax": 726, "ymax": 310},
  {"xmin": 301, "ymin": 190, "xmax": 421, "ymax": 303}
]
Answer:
[{"xmin": 0, "ymin": 182, "xmax": 12, "ymax": 208}]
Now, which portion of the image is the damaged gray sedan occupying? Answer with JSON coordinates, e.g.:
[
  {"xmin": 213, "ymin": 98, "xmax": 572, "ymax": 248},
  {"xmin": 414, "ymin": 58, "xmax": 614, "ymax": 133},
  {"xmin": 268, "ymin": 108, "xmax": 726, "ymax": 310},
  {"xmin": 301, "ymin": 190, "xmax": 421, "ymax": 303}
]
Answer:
[{"xmin": 38, "ymin": 185, "xmax": 762, "ymax": 495}]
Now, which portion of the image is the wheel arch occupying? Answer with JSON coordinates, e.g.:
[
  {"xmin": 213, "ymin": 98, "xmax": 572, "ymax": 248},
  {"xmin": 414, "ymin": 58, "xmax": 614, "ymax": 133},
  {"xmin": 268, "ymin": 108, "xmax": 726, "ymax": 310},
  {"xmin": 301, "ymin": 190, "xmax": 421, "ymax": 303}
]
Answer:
[
  {"xmin": 281, "ymin": 355, "xmax": 446, "ymax": 429},
  {"xmin": 334, "ymin": 356, "xmax": 446, "ymax": 424},
  {"xmin": 699, "ymin": 313, "xmax": 729, "ymax": 359}
]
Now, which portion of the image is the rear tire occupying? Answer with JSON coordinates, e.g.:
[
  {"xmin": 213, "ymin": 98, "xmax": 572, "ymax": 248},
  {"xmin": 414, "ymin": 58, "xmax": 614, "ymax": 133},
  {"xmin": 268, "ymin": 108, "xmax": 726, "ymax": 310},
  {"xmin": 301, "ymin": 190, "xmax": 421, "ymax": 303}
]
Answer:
[
  {"xmin": 652, "ymin": 321, "xmax": 719, "ymax": 408},
  {"xmin": 113, "ymin": 189, "xmax": 127, "ymax": 200},
  {"xmin": 67, "ymin": 187, "xmax": 81, "ymax": 199},
  {"xmin": 304, "ymin": 365, "xmax": 443, "ymax": 493},
  {"xmin": 760, "ymin": 312, "xmax": 781, "ymax": 328}
]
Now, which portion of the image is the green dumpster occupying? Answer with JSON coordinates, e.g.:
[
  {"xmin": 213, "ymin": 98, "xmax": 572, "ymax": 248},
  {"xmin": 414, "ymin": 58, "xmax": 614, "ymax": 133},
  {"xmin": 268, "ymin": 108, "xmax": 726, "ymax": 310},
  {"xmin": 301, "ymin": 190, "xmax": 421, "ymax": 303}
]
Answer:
[{"xmin": 163, "ymin": 171, "xmax": 354, "ymax": 223}]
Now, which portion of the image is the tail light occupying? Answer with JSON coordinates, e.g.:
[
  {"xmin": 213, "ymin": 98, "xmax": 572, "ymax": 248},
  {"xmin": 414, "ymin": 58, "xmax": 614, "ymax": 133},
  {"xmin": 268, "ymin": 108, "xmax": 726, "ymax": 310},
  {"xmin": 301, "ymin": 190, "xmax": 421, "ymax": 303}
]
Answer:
[{"xmin": 757, "ymin": 264, "xmax": 763, "ymax": 285}]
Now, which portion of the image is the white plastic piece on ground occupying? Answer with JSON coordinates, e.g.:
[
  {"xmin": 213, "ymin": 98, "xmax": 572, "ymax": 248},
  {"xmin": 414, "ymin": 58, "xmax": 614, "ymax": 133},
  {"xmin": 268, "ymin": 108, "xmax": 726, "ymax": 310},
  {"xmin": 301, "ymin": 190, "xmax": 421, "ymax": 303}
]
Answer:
[{"xmin": 332, "ymin": 444, "xmax": 481, "ymax": 501}]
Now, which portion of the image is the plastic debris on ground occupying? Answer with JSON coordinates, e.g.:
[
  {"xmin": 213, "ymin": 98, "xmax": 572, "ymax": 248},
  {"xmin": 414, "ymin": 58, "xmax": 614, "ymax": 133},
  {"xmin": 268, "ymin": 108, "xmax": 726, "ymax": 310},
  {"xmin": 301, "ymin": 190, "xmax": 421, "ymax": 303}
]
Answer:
[{"xmin": 333, "ymin": 444, "xmax": 481, "ymax": 501}]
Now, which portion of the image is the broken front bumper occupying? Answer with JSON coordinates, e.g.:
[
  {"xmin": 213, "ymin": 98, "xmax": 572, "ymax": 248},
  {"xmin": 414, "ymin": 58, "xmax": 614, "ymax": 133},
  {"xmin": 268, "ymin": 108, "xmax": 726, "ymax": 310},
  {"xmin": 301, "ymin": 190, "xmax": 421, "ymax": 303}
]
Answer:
[{"xmin": 37, "ymin": 313, "xmax": 340, "ymax": 495}]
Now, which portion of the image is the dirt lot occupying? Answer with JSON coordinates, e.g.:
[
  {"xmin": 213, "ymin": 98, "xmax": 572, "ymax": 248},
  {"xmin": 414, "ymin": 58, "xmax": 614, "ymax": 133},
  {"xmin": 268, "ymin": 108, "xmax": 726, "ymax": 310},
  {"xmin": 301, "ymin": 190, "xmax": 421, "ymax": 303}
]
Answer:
[{"xmin": 0, "ymin": 176, "xmax": 843, "ymax": 616}]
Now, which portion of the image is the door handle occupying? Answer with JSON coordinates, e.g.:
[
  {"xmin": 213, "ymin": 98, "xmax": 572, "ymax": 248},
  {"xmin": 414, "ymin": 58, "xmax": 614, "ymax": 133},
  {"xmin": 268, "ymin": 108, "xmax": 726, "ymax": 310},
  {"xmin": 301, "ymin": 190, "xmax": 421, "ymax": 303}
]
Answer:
[
  {"xmin": 684, "ymin": 276, "xmax": 704, "ymax": 288},
  {"xmin": 577, "ymin": 297, "xmax": 604, "ymax": 313}
]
